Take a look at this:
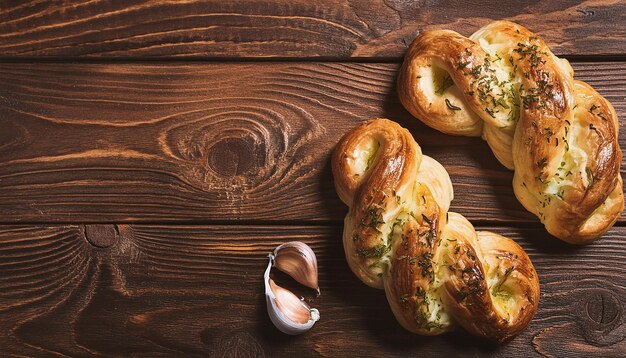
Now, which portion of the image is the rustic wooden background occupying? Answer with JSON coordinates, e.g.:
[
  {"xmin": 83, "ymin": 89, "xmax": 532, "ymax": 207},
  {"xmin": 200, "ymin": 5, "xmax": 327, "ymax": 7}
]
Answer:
[{"xmin": 1, "ymin": 1, "xmax": 625, "ymax": 357}]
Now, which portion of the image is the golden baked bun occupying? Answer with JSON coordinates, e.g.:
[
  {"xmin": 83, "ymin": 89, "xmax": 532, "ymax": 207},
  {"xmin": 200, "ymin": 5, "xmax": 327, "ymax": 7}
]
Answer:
[
  {"xmin": 332, "ymin": 118, "xmax": 539, "ymax": 342},
  {"xmin": 397, "ymin": 20, "xmax": 623, "ymax": 244}
]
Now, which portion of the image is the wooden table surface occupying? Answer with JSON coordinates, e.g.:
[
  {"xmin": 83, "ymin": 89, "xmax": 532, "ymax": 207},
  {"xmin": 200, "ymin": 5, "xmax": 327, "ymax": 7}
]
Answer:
[{"xmin": 1, "ymin": 1, "xmax": 625, "ymax": 357}]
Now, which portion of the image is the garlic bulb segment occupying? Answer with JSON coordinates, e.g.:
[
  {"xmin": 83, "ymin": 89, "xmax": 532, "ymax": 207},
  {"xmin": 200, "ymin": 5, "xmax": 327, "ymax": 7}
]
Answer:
[
  {"xmin": 273, "ymin": 241, "xmax": 320, "ymax": 294},
  {"xmin": 265, "ymin": 254, "xmax": 320, "ymax": 335}
]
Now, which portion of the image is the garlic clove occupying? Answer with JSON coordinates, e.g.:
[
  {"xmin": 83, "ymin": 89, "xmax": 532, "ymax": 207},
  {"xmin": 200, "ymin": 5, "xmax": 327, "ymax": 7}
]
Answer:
[
  {"xmin": 265, "ymin": 254, "xmax": 320, "ymax": 335},
  {"xmin": 273, "ymin": 241, "xmax": 320, "ymax": 294}
]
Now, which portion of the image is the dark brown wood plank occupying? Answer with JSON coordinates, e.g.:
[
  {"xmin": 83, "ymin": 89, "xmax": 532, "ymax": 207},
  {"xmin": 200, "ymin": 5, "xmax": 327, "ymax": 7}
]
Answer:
[
  {"xmin": 0, "ymin": 61, "xmax": 624, "ymax": 225},
  {"xmin": 0, "ymin": 1, "xmax": 624, "ymax": 58},
  {"xmin": 1, "ymin": 224, "xmax": 624, "ymax": 356}
]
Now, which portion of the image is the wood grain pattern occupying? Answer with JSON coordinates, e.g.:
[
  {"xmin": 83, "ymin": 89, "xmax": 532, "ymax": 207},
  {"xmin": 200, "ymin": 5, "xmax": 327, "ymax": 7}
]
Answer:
[
  {"xmin": 2, "ymin": 2, "xmax": 625, "ymax": 356},
  {"xmin": 0, "ymin": 0, "xmax": 625, "ymax": 59},
  {"xmin": 0, "ymin": 62, "xmax": 624, "ymax": 225},
  {"xmin": 1, "ymin": 224, "xmax": 624, "ymax": 356}
]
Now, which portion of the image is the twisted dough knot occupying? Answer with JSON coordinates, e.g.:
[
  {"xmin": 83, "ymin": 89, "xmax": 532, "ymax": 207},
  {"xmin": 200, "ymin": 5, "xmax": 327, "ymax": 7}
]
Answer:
[
  {"xmin": 398, "ymin": 20, "xmax": 623, "ymax": 244},
  {"xmin": 332, "ymin": 118, "xmax": 539, "ymax": 342}
]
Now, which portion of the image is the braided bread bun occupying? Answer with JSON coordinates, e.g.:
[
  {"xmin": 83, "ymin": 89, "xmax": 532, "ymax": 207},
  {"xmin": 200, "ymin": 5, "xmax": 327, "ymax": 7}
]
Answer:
[
  {"xmin": 332, "ymin": 118, "xmax": 539, "ymax": 342},
  {"xmin": 397, "ymin": 20, "xmax": 623, "ymax": 244}
]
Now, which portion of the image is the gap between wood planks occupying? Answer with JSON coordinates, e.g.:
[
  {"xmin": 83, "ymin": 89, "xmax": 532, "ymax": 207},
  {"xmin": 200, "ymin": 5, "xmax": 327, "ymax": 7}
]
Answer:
[
  {"xmin": 1, "ymin": 55, "xmax": 626, "ymax": 64},
  {"xmin": 4, "ymin": 220, "xmax": 626, "ymax": 228}
]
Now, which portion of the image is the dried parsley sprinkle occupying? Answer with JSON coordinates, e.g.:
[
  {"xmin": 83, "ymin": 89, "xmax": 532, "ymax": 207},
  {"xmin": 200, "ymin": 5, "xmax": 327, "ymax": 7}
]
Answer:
[
  {"xmin": 469, "ymin": 66, "xmax": 481, "ymax": 78},
  {"xmin": 521, "ymin": 87, "xmax": 546, "ymax": 109},
  {"xmin": 514, "ymin": 42, "xmax": 546, "ymax": 67},
  {"xmin": 496, "ymin": 97, "xmax": 510, "ymax": 109},
  {"xmin": 457, "ymin": 60, "xmax": 470, "ymax": 70},
  {"xmin": 357, "ymin": 243, "xmax": 389, "ymax": 258},
  {"xmin": 445, "ymin": 98, "xmax": 461, "ymax": 111},
  {"xmin": 462, "ymin": 53, "xmax": 518, "ymax": 120},
  {"xmin": 457, "ymin": 265, "xmax": 483, "ymax": 299},
  {"xmin": 361, "ymin": 207, "xmax": 385, "ymax": 230},
  {"xmin": 493, "ymin": 266, "xmax": 515, "ymax": 298},
  {"xmin": 556, "ymin": 189, "xmax": 565, "ymax": 200},
  {"xmin": 589, "ymin": 104, "xmax": 608, "ymax": 120},
  {"xmin": 423, "ymin": 321, "xmax": 443, "ymax": 330},
  {"xmin": 409, "ymin": 254, "xmax": 433, "ymax": 280}
]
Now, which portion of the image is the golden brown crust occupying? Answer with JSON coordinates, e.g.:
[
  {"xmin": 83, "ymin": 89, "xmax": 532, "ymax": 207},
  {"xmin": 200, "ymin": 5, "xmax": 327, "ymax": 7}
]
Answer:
[
  {"xmin": 397, "ymin": 20, "xmax": 623, "ymax": 244},
  {"xmin": 332, "ymin": 118, "xmax": 422, "ymax": 288},
  {"xmin": 332, "ymin": 118, "xmax": 540, "ymax": 342},
  {"xmin": 440, "ymin": 226, "xmax": 539, "ymax": 342},
  {"xmin": 541, "ymin": 81, "xmax": 623, "ymax": 242}
]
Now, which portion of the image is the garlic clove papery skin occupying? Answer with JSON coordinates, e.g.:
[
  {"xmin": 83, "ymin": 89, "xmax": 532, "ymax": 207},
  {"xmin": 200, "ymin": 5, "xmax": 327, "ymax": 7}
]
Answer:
[
  {"xmin": 265, "ymin": 254, "xmax": 320, "ymax": 335},
  {"xmin": 273, "ymin": 241, "xmax": 320, "ymax": 294}
]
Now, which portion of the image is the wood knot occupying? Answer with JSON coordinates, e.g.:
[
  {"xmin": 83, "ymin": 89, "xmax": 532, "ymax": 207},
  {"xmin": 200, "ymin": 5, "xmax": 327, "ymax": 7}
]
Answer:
[
  {"xmin": 586, "ymin": 290, "xmax": 620, "ymax": 325},
  {"xmin": 578, "ymin": 288, "xmax": 624, "ymax": 346},
  {"xmin": 208, "ymin": 137, "xmax": 260, "ymax": 178},
  {"xmin": 83, "ymin": 225, "xmax": 119, "ymax": 248}
]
